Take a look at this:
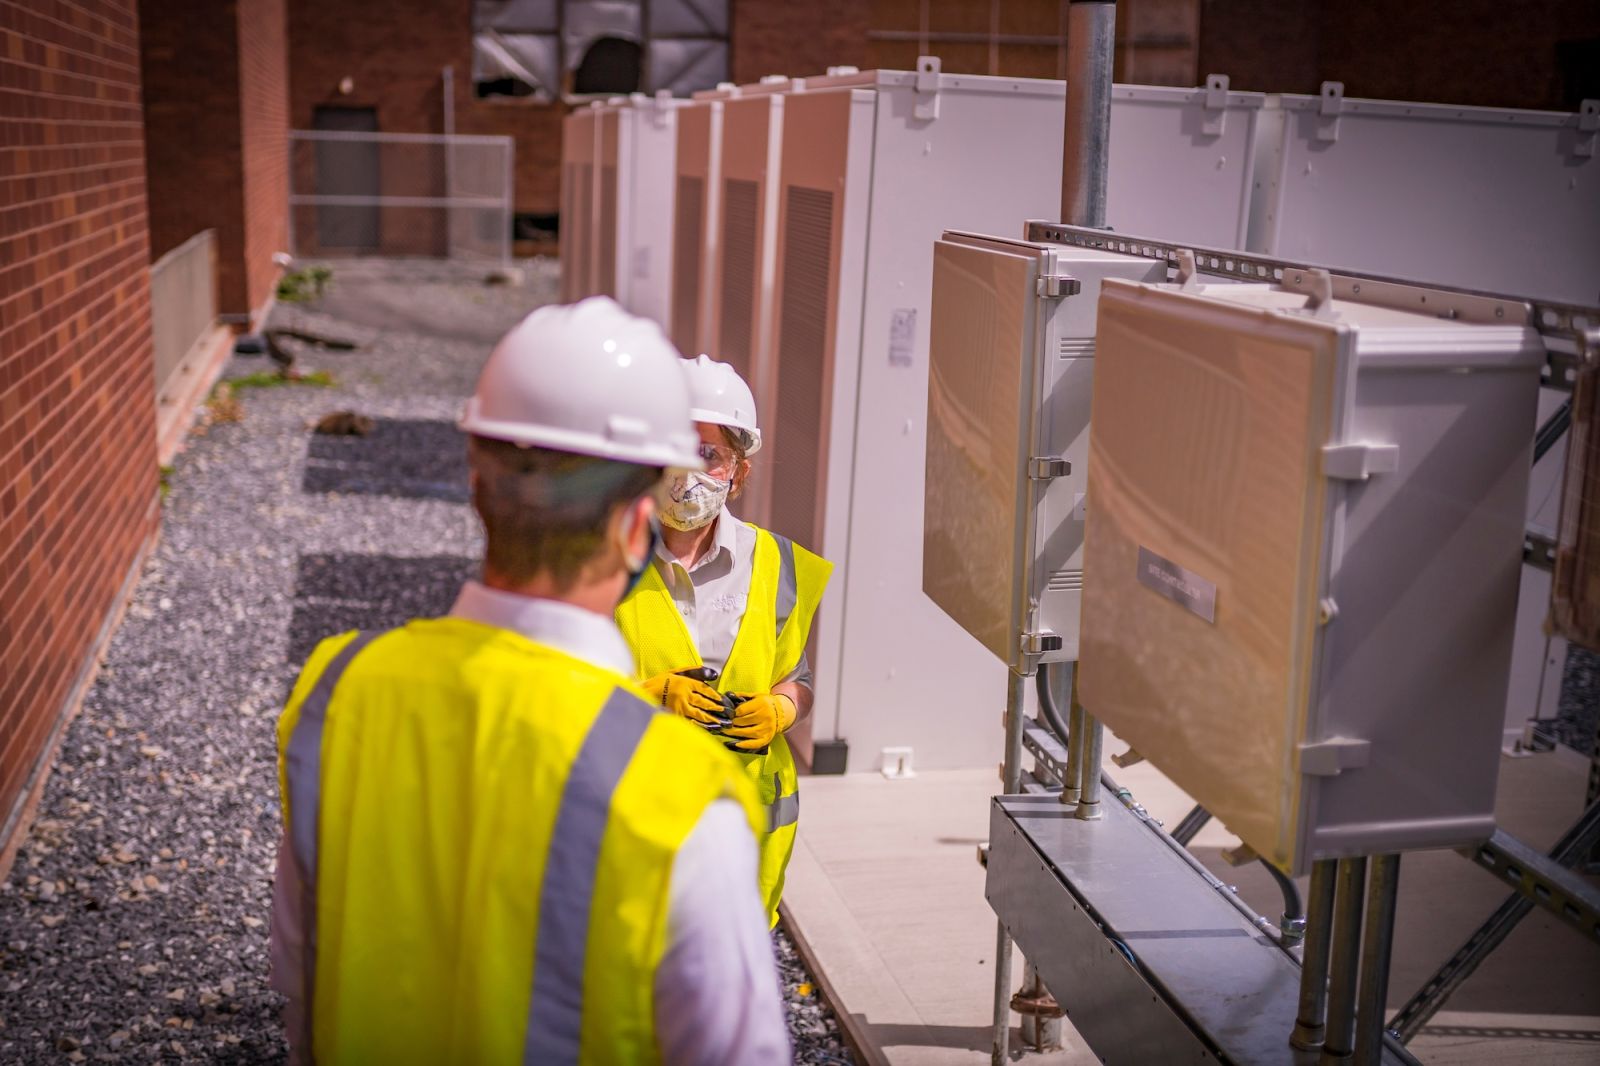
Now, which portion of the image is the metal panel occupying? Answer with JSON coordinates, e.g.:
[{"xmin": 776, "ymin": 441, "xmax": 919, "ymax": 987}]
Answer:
[
  {"xmin": 1260, "ymin": 94, "xmax": 1600, "ymax": 305},
  {"xmin": 1106, "ymin": 83, "xmax": 1265, "ymax": 250},
  {"xmin": 718, "ymin": 177, "xmax": 758, "ymax": 379},
  {"xmin": 618, "ymin": 97, "xmax": 679, "ymax": 325},
  {"xmin": 671, "ymin": 174, "xmax": 703, "ymax": 351}
]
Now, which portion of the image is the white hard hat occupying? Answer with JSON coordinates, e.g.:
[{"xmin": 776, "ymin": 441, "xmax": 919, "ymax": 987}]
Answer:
[
  {"xmin": 682, "ymin": 354, "xmax": 762, "ymax": 455},
  {"xmin": 461, "ymin": 297, "xmax": 703, "ymax": 469}
]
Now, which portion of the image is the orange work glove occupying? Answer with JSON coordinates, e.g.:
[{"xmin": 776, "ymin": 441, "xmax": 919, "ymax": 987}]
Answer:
[
  {"xmin": 641, "ymin": 670, "xmax": 729, "ymax": 726},
  {"xmin": 721, "ymin": 693, "xmax": 797, "ymax": 753}
]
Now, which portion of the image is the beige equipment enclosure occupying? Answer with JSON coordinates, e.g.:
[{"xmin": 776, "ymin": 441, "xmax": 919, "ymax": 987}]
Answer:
[
  {"xmin": 558, "ymin": 106, "xmax": 597, "ymax": 303},
  {"xmin": 1078, "ymin": 276, "xmax": 1544, "ymax": 874}
]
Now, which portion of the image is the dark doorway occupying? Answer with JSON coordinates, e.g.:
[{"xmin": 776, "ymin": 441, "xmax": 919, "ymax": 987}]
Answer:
[{"xmin": 312, "ymin": 105, "xmax": 380, "ymax": 251}]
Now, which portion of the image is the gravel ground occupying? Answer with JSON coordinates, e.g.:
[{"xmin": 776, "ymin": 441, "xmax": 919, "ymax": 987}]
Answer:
[{"xmin": 0, "ymin": 258, "xmax": 852, "ymax": 1063}]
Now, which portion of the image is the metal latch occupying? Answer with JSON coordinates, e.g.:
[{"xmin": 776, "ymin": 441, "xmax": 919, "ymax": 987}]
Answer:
[
  {"xmin": 1020, "ymin": 631, "xmax": 1063, "ymax": 656},
  {"xmin": 914, "ymin": 55, "xmax": 941, "ymax": 121},
  {"xmin": 1576, "ymin": 100, "xmax": 1598, "ymax": 159},
  {"xmin": 1316, "ymin": 81, "xmax": 1344, "ymax": 143},
  {"xmin": 1322, "ymin": 442, "xmax": 1399, "ymax": 480},
  {"xmin": 1201, "ymin": 73, "xmax": 1229, "ymax": 136},
  {"xmin": 1028, "ymin": 456, "xmax": 1071, "ymax": 480},
  {"xmin": 1298, "ymin": 736, "xmax": 1371, "ymax": 776},
  {"xmin": 1036, "ymin": 274, "xmax": 1081, "ymax": 298}
]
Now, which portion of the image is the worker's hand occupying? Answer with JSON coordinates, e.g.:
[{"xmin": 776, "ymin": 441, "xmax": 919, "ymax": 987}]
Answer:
[
  {"xmin": 721, "ymin": 693, "xmax": 797, "ymax": 753},
  {"xmin": 642, "ymin": 670, "xmax": 728, "ymax": 726}
]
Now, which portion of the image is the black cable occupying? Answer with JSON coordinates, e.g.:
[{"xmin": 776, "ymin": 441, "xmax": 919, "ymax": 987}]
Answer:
[
  {"xmin": 1260, "ymin": 858, "xmax": 1304, "ymax": 930},
  {"xmin": 1034, "ymin": 662, "xmax": 1074, "ymax": 748}
]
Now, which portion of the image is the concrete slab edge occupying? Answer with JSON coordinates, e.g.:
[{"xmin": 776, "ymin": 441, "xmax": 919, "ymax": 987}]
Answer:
[{"xmin": 779, "ymin": 900, "xmax": 892, "ymax": 1066}]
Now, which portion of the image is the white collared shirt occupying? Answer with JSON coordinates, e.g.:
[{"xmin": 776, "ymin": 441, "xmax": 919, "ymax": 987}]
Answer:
[
  {"xmin": 269, "ymin": 582, "xmax": 789, "ymax": 1065},
  {"xmin": 653, "ymin": 511, "xmax": 811, "ymax": 687}
]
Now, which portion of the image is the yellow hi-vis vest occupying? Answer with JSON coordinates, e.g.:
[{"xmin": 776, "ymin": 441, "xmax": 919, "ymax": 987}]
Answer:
[
  {"xmin": 614, "ymin": 525, "xmax": 832, "ymax": 926},
  {"xmin": 276, "ymin": 618, "xmax": 762, "ymax": 1065}
]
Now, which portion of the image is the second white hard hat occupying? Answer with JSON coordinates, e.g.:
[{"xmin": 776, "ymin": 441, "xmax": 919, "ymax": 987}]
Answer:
[
  {"xmin": 682, "ymin": 354, "xmax": 762, "ymax": 455},
  {"xmin": 460, "ymin": 296, "xmax": 703, "ymax": 469}
]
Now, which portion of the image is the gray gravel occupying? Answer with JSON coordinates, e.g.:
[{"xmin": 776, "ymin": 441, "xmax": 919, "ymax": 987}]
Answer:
[{"xmin": 0, "ymin": 257, "xmax": 851, "ymax": 1063}]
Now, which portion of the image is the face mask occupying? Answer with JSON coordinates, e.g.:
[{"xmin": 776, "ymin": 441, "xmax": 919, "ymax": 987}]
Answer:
[
  {"xmin": 661, "ymin": 470, "xmax": 730, "ymax": 531},
  {"xmin": 617, "ymin": 508, "xmax": 661, "ymax": 604}
]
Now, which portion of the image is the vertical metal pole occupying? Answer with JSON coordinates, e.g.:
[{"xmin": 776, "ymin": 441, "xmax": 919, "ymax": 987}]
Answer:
[
  {"xmin": 1074, "ymin": 715, "xmax": 1104, "ymax": 820},
  {"xmin": 1354, "ymin": 856, "xmax": 1401, "ymax": 1065},
  {"xmin": 1320, "ymin": 857, "xmax": 1369, "ymax": 1062},
  {"xmin": 992, "ymin": 668, "xmax": 1029, "ymax": 1065},
  {"xmin": 1292, "ymin": 860, "xmax": 1340, "ymax": 1050},
  {"xmin": 1061, "ymin": 1, "xmax": 1117, "ymax": 227},
  {"xmin": 1062, "ymin": 679, "xmax": 1086, "ymax": 804},
  {"xmin": 442, "ymin": 66, "xmax": 457, "ymax": 260}
]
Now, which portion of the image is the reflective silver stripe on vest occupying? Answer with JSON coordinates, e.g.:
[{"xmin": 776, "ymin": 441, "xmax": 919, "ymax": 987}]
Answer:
[
  {"xmin": 769, "ymin": 772, "xmax": 799, "ymax": 830},
  {"xmin": 524, "ymin": 688, "xmax": 653, "ymax": 1065},
  {"xmin": 771, "ymin": 533, "xmax": 798, "ymax": 640},
  {"xmin": 283, "ymin": 629, "xmax": 380, "ymax": 1061}
]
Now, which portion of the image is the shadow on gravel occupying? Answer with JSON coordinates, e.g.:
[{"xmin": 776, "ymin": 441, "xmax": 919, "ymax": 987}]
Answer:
[
  {"xmin": 302, "ymin": 418, "xmax": 469, "ymax": 502},
  {"xmin": 286, "ymin": 553, "xmax": 477, "ymax": 663}
]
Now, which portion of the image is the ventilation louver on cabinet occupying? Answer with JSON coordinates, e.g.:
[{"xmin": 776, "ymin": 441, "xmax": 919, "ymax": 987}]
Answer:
[
  {"xmin": 671, "ymin": 174, "xmax": 704, "ymax": 355},
  {"xmin": 769, "ymin": 185, "xmax": 834, "ymax": 547},
  {"xmin": 718, "ymin": 178, "xmax": 758, "ymax": 378},
  {"xmin": 598, "ymin": 165, "xmax": 618, "ymax": 297}
]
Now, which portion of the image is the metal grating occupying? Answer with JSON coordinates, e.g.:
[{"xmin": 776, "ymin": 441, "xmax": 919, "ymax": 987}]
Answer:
[
  {"xmin": 718, "ymin": 177, "xmax": 758, "ymax": 377},
  {"xmin": 598, "ymin": 164, "xmax": 618, "ymax": 297},
  {"xmin": 286, "ymin": 553, "xmax": 477, "ymax": 664},
  {"xmin": 302, "ymin": 418, "xmax": 469, "ymax": 502},
  {"xmin": 672, "ymin": 174, "xmax": 704, "ymax": 354},
  {"xmin": 768, "ymin": 185, "xmax": 835, "ymax": 546}
]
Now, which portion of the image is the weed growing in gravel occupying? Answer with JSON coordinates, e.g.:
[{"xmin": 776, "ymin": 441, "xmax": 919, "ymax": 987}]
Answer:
[
  {"xmin": 230, "ymin": 369, "xmax": 337, "ymax": 390},
  {"xmin": 157, "ymin": 464, "xmax": 174, "ymax": 499},
  {"xmin": 276, "ymin": 265, "xmax": 333, "ymax": 302}
]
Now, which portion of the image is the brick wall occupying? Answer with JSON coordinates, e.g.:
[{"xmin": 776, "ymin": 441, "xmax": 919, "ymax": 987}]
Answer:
[
  {"xmin": 1198, "ymin": 0, "xmax": 1600, "ymax": 110},
  {"xmin": 141, "ymin": 0, "xmax": 288, "ymax": 324},
  {"xmin": 731, "ymin": 0, "xmax": 870, "ymax": 85},
  {"xmin": 238, "ymin": 0, "xmax": 291, "ymax": 319},
  {"xmin": 0, "ymin": 0, "xmax": 159, "ymax": 852}
]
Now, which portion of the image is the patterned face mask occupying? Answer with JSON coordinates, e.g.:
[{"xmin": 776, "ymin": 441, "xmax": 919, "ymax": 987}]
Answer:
[{"xmin": 660, "ymin": 469, "xmax": 731, "ymax": 531}]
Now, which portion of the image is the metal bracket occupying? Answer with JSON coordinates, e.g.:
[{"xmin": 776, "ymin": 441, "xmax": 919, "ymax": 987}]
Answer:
[
  {"xmin": 1201, "ymin": 73, "xmax": 1229, "ymax": 136},
  {"xmin": 1111, "ymin": 747, "xmax": 1145, "ymax": 768},
  {"xmin": 1323, "ymin": 442, "xmax": 1400, "ymax": 480},
  {"xmin": 1299, "ymin": 736, "xmax": 1372, "ymax": 776},
  {"xmin": 1316, "ymin": 81, "xmax": 1344, "ymax": 142},
  {"xmin": 1576, "ymin": 100, "xmax": 1599, "ymax": 159},
  {"xmin": 1037, "ymin": 274, "xmax": 1083, "ymax": 298},
  {"xmin": 1020, "ymin": 631, "xmax": 1064, "ymax": 656},
  {"xmin": 1302, "ymin": 267, "xmax": 1338, "ymax": 319},
  {"xmin": 1462, "ymin": 829, "xmax": 1600, "ymax": 942},
  {"xmin": 1543, "ymin": 347, "xmax": 1588, "ymax": 392},
  {"xmin": 1524, "ymin": 529, "xmax": 1558, "ymax": 571},
  {"xmin": 1174, "ymin": 248, "xmax": 1203, "ymax": 291},
  {"xmin": 914, "ymin": 55, "xmax": 941, "ymax": 121},
  {"xmin": 1028, "ymin": 456, "xmax": 1072, "ymax": 480},
  {"xmin": 1221, "ymin": 842, "xmax": 1259, "ymax": 867}
]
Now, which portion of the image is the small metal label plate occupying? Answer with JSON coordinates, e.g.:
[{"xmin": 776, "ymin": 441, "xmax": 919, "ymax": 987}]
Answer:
[{"xmin": 1136, "ymin": 546, "xmax": 1217, "ymax": 623}]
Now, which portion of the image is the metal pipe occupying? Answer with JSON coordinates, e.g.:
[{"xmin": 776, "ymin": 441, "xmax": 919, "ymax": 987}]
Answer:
[
  {"xmin": 1292, "ymin": 860, "xmax": 1340, "ymax": 1049},
  {"xmin": 1062, "ymin": 697, "xmax": 1087, "ymax": 804},
  {"xmin": 1355, "ymin": 856, "xmax": 1401, "ymax": 1065},
  {"xmin": 1061, "ymin": 1, "xmax": 1117, "ymax": 227},
  {"xmin": 1262, "ymin": 859, "xmax": 1307, "ymax": 948},
  {"xmin": 1320, "ymin": 857, "xmax": 1369, "ymax": 1062},
  {"xmin": 1002, "ymin": 669, "xmax": 1027, "ymax": 794},
  {"xmin": 1074, "ymin": 714, "xmax": 1105, "ymax": 819},
  {"xmin": 991, "ymin": 919, "xmax": 1013, "ymax": 1065}
]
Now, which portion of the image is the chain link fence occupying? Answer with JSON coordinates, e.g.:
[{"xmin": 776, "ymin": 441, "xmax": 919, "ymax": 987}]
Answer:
[{"xmin": 289, "ymin": 131, "xmax": 513, "ymax": 267}]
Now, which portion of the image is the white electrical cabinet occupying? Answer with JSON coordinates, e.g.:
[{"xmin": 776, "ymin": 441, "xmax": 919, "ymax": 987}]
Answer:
[
  {"xmin": 924, "ymin": 236, "xmax": 1166, "ymax": 673},
  {"xmin": 1253, "ymin": 90, "xmax": 1600, "ymax": 305},
  {"xmin": 765, "ymin": 68, "xmax": 1268, "ymax": 772},
  {"xmin": 1077, "ymin": 275, "xmax": 1544, "ymax": 874},
  {"xmin": 614, "ymin": 93, "xmax": 684, "ymax": 325}
]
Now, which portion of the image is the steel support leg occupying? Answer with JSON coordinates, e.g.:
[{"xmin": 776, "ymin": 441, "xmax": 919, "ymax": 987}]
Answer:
[
  {"xmin": 1354, "ymin": 856, "xmax": 1401, "ymax": 1065},
  {"xmin": 993, "ymin": 670, "xmax": 1029, "ymax": 1065},
  {"xmin": 1292, "ymin": 860, "xmax": 1340, "ymax": 1050},
  {"xmin": 1062, "ymin": 700, "xmax": 1087, "ymax": 804},
  {"xmin": 1320, "ymin": 857, "xmax": 1369, "ymax": 1062},
  {"xmin": 1074, "ymin": 714, "xmax": 1105, "ymax": 820}
]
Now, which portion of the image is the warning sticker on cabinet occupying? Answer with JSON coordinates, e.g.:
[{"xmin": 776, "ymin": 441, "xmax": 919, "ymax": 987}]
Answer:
[{"xmin": 888, "ymin": 308, "xmax": 917, "ymax": 367}]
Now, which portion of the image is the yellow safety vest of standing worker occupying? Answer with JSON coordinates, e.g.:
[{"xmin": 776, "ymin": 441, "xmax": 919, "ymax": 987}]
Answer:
[
  {"xmin": 277, "ymin": 622, "xmax": 763, "ymax": 1063},
  {"xmin": 616, "ymin": 525, "xmax": 831, "ymax": 925}
]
